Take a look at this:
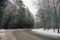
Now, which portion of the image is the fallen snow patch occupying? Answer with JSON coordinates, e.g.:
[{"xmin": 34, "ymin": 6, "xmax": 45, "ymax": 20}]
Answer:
[
  {"xmin": 0, "ymin": 29, "xmax": 6, "ymax": 40},
  {"xmin": 32, "ymin": 28, "xmax": 60, "ymax": 39}
]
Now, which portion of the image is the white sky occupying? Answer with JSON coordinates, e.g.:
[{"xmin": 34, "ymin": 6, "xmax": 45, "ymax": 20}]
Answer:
[{"xmin": 22, "ymin": 0, "xmax": 38, "ymax": 17}]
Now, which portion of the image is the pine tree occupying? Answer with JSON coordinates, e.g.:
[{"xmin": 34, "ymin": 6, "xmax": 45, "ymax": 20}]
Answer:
[{"xmin": 0, "ymin": 0, "xmax": 8, "ymax": 28}]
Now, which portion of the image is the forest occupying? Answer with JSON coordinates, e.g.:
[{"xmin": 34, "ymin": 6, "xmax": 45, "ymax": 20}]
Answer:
[
  {"xmin": 0, "ymin": 0, "xmax": 34, "ymax": 29},
  {"xmin": 0, "ymin": 0, "xmax": 60, "ymax": 33},
  {"xmin": 34, "ymin": 0, "xmax": 60, "ymax": 33}
]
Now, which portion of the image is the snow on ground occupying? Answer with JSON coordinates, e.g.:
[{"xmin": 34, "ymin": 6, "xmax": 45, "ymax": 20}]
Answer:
[
  {"xmin": 32, "ymin": 28, "xmax": 60, "ymax": 39},
  {"xmin": 0, "ymin": 29, "xmax": 6, "ymax": 40}
]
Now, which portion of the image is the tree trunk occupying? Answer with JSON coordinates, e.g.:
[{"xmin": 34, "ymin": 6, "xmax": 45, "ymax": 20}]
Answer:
[{"xmin": 58, "ymin": 28, "xmax": 59, "ymax": 33}]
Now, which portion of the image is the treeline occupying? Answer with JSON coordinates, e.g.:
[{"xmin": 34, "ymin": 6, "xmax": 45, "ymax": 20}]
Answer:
[
  {"xmin": 34, "ymin": 0, "xmax": 60, "ymax": 33},
  {"xmin": 0, "ymin": 0, "xmax": 34, "ymax": 29}
]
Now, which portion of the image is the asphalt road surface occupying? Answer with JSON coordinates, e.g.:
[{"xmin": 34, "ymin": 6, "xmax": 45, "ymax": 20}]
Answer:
[{"xmin": 12, "ymin": 29, "xmax": 60, "ymax": 40}]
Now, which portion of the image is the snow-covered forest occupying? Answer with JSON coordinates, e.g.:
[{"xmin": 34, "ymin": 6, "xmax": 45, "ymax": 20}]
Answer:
[
  {"xmin": 0, "ymin": 0, "xmax": 60, "ymax": 33},
  {"xmin": 34, "ymin": 0, "xmax": 60, "ymax": 33},
  {"xmin": 0, "ymin": 0, "xmax": 34, "ymax": 29}
]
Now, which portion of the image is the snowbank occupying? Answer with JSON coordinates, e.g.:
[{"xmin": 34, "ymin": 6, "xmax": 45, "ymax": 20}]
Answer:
[
  {"xmin": 32, "ymin": 28, "xmax": 60, "ymax": 39},
  {"xmin": 0, "ymin": 29, "xmax": 6, "ymax": 40}
]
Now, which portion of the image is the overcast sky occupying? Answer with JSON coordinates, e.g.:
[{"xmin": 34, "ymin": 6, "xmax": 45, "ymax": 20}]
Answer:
[{"xmin": 22, "ymin": 0, "xmax": 38, "ymax": 17}]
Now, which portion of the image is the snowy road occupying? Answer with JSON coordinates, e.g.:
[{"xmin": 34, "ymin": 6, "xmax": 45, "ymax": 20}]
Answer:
[
  {"xmin": 12, "ymin": 29, "xmax": 60, "ymax": 40},
  {"xmin": 0, "ymin": 29, "xmax": 60, "ymax": 40}
]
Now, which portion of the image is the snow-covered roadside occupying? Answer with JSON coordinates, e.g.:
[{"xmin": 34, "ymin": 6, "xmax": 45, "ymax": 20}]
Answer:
[
  {"xmin": 32, "ymin": 28, "xmax": 60, "ymax": 39},
  {"xmin": 0, "ymin": 29, "xmax": 6, "ymax": 40}
]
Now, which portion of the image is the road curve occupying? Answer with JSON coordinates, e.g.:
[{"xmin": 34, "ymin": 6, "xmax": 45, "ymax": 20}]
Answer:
[{"xmin": 12, "ymin": 29, "xmax": 59, "ymax": 40}]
